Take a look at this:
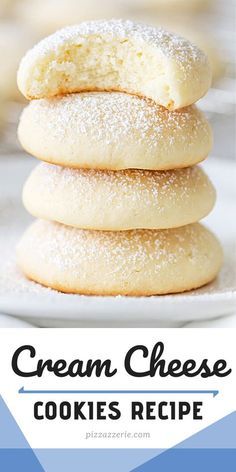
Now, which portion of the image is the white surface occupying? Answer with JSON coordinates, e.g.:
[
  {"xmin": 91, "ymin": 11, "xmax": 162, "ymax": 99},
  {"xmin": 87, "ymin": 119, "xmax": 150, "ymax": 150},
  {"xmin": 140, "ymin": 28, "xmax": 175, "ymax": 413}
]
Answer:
[{"xmin": 0, "ymin": 154, "xmax": 235, "ymax": 327}]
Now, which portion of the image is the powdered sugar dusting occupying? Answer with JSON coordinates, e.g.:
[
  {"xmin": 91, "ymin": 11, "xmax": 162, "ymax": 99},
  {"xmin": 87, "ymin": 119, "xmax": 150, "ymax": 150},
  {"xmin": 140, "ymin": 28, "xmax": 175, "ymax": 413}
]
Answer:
[
  {"xmin": 0, "ymin": 216, "xmax": 234, "ymax": 302},
  {"xmin": 18, "ymin": 220, "xmax": 219, "ymax": 278},
  {"xmin": 1, "ymin": 239, "xmax": 234, "ymax": 299},
  {"xmin": 30, "ymin": 162, "xmax": 212, "ymax": 210},
  {"xmin": 20, "ymin": 19, "xmax": 207, "ymax": 69},
  {"xmin": 22, "ymin": 92, "xmax": 210, "ymax": 150}
]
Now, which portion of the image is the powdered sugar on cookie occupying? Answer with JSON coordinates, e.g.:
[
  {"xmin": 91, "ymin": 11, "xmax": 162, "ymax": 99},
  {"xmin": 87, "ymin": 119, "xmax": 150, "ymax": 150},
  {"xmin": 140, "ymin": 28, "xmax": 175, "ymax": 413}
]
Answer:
[{"xmin": 17, "ymin": 19, "xmax": 211, "ymax": 108}]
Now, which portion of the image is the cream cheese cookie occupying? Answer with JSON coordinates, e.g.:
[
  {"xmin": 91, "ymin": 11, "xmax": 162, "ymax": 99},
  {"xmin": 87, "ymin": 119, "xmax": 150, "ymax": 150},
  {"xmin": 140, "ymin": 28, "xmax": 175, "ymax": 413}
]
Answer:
[
  {"xmin": 17, "ymin": 20, "xmax": 212, "ymax": 109},
  {"xmin": 163, "ymin": 22, "xmax": 224, "ymax": 82},
  {"xmin": 18, "ymin": 93, "xmax": 212, "ymax": 170},
  {"xmin": 23, "ymin": 163, "xmax": 216, "ymax": 230},
  {"xmin": 131, "ymin": 16, "xmax": 224, "ymax": 82},
  {"xmin": 17, "ymin": 220, "xmax": 223, "ymax": 296}
]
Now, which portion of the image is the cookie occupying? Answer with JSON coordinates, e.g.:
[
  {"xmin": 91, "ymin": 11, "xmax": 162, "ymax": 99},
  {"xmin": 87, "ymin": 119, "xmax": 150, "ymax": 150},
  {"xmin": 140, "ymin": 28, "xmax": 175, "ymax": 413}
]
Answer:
[
  {"xmin": 17, "ymin": 20, "xmax": 212, "ymax": 109},
  {"xmin": 18, "ymin": 93, "xmax": 212, "ymax": 170},
  {"xmin": 136, "ymin": 16, "xmax": 224, "ymax": 81},
  {"xmin": 17, "ymin": 220, "xmax": 223, "ymax": 296},
  {"xmin": 23, "ymin": 163, "xmax": 216, "ymax": 230}
]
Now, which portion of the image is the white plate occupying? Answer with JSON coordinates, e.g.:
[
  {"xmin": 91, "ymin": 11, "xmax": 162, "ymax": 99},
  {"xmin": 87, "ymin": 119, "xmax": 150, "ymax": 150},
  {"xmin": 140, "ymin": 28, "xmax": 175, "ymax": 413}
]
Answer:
[
  {"xmin": 0, "ymin": 313, "xmax": 36, "ymax": 328},
  {"xmin": 0, "ymin": 155, "xmax": 235, "ymax": 327}
]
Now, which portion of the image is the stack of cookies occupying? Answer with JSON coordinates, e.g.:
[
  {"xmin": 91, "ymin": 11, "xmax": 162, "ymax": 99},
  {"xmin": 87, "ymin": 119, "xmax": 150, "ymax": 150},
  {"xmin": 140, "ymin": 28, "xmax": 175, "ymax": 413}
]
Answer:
[{"xmin": 16, "ymin": 20, "xmax": 223, "ymax": 296}]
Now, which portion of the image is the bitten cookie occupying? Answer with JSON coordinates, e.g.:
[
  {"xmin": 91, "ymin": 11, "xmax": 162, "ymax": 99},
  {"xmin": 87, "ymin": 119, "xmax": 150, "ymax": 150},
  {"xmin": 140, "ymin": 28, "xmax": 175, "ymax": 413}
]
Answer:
[
  {"xmin": 136, "ymin": 17, "xmax": 224, "ymax": 81},
  {"xmin": 17, "ymin": 20, "xmax": 211, "ymax": 109},
  {"xmin": 17, "ymin": 220, "xmax": 223, "ymax": 296},
  {"xmin": 23, "ymin": 163, "xmax": 216, "ymax": 230},
  {"xmin": 18, "ymin": 93, "xmax": 212, "ymax": 170}
]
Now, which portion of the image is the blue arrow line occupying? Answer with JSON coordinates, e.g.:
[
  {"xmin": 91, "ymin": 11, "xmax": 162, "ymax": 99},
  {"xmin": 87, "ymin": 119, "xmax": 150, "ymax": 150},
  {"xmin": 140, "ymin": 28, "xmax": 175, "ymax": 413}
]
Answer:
[{"xmin": 18, "ymin": 387, "xmax": 219, "ymax": 397}]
